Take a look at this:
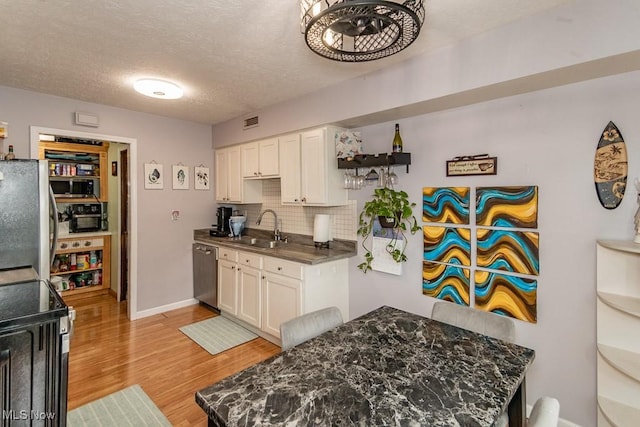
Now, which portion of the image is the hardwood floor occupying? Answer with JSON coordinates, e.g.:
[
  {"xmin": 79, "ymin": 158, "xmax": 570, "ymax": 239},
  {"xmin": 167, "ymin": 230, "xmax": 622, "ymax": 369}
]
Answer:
[{"xmin": 67, "ymin": 295, "xmax": 281, "ymax": 426}]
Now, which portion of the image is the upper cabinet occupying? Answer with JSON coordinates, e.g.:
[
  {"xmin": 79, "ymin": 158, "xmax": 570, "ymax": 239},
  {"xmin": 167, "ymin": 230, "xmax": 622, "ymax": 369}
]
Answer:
[
  {"xmin": 39, "ymin": 141, "xmax": 109, "ymax": 202},
  {"xmin": 242, "ymin": 138, "xmax": 279, "ymax": 178},
  {"xmin": 280, "ymin": 127, "xmax": 348, "ymax": 206},
  {"xmin": 215, "ymin": 145, "xmax": 261, "ymax": 204}
]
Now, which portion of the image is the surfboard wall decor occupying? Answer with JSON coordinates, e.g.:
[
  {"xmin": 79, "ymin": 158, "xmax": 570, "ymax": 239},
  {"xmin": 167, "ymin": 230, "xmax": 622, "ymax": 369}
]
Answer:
[{"xmin": 594, "ymin": 121, "xmax": 628, "ymax": 209}]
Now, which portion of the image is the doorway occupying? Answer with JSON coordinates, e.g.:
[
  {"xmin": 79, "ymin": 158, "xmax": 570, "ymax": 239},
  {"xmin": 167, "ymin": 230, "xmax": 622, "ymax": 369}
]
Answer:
[
  {"xmin": 30, "ymin": 126, "xmax": 139, "ymax": 320},
  {"xmin": 119, "ymin": 148, "xmax": 129, "ymax": 302}
]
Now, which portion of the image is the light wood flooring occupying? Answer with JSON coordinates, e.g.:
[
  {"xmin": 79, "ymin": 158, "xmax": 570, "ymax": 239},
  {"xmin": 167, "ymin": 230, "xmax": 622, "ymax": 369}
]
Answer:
[{"xmin": 67, "ymin": 295, "xmax": 280, "ymax": 426}]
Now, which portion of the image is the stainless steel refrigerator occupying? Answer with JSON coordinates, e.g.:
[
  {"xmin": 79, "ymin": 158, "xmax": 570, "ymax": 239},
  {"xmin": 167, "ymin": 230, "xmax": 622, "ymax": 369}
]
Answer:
[{"xmin": 0, "ymin": 159, "xmax": 69, "ymax": 426}]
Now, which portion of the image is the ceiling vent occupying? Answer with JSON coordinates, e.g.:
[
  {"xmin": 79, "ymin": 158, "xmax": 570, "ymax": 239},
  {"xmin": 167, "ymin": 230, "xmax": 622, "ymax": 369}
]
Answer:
[{"xmin": 243, "ymin": 115, "xmax": 259, "ymax": 130}]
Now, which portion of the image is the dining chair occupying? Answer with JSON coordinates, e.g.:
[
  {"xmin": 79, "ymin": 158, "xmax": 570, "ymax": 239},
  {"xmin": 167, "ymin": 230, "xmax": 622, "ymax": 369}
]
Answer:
[
  {"xmin": 279, "ymin": 306, "xmax": 344, "ymax": 351},
  {"xmin": 431, "ymin": 301, "xmax": 515, "ymax": 342},
  {"xmin": 527, "ymin": 397, "xmax": 560, "ymax": 426}
]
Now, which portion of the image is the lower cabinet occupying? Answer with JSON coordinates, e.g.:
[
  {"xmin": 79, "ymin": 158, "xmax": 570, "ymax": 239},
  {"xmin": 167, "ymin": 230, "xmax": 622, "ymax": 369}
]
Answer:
[
  {"xmin": 236, "ymin": 253, "xmax": 263, "ymax": 328},
  {"xmin": 261, "ymin": 272, "xmax": 302, "ymax": 338},
  {"xmin": 218, "ymin": 256, "xmax": 238, "ymax": 315},
  {"xmin": 216, "ymin": 247, "xmax": 349, "ymax": 344}
]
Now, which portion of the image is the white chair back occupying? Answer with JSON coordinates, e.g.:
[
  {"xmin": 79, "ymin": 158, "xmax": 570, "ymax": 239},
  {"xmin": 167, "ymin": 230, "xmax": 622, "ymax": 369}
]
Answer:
[
  {"xmin": 280, "ymin": 306, "xmax": 343, "ymax": 351},
  {"xmin": 431, "ymin": 301, "xmax": 516, "ymax": 342}
]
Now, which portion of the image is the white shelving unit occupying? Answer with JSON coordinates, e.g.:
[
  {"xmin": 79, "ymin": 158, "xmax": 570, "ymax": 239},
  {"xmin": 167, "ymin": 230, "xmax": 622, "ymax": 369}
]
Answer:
[{"xmin": 596, "ymin": 240, "xmax": 640, "ymax": 426}]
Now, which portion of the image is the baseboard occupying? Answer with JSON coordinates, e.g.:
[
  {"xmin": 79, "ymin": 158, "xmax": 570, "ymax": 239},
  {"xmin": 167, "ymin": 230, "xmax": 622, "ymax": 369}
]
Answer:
[{"xmin": 135, "ymin": 298, "xmax": 199, "ymax": 319}]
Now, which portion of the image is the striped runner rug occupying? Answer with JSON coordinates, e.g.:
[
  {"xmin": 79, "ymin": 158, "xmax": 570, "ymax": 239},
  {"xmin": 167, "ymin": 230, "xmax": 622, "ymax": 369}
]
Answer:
[
  {"xmin": 67, "ymin": 384, "xmax": 170, "ymax": 426},
  {"xmin": 179, "ymin": 315, "xmax": 257, "ymax": 355}
]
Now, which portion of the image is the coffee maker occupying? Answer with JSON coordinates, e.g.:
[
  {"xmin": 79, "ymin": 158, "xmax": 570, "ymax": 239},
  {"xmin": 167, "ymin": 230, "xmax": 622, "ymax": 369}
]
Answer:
[{"xmin": 210, "ymin": 207, "xmax": 232, "ymax": 237}]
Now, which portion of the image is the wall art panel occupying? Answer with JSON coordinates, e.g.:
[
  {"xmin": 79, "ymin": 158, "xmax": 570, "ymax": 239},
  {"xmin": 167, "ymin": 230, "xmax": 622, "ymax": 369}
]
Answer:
[
  {"xmin": 423, "ymin": 226, "xmax": 471, "ymax": 266},
  {"xmin": 422, "ymin": 261, "xmax": 470, "ymax": 305},
  {"xmin": 476, "ymin": 229, "xmax": 539, "ymax": 275},
  {"xmin": 476, "ymin": 186, "xmax": 538, "ymax": 228},
  {"xmin": 474, "ymin": 270, "xmax": 537, "ymax": 323},
  {"xmin": 422, "ymin": 187, "xmax": 470, "ymax": 224}
]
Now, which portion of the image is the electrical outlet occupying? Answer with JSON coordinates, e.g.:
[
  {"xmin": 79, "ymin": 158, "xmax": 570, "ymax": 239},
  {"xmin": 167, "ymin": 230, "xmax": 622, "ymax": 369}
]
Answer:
[{"xmin": 171, "ymin": 210, "xmax": 180, "ymax": 221}]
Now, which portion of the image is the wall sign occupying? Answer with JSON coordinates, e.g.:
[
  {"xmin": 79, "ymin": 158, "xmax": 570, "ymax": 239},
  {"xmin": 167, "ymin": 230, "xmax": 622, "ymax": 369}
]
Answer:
[{"xmin": 446, "ymin": 154, "xmax": 497, "ymax": 177}]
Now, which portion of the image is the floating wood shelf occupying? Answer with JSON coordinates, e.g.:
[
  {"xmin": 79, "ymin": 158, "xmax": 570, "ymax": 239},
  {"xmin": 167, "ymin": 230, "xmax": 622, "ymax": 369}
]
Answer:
[{"xmin": 337, "ymin": 152, "xmax": 411, "ymax": 173}]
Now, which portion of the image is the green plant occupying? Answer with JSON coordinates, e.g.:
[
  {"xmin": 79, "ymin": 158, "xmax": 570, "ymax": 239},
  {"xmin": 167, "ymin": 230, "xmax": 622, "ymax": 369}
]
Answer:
[{"xmin": 357, "ymin": 187, "xmax": 420, "ymax": 273}]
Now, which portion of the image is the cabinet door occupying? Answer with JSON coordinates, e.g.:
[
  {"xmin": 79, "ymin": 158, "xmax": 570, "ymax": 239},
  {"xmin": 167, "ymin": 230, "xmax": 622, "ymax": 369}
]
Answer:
[
  {"xmin": 241, "ymin": 142, "xmax": 260, "ymax": 178},
  {"xmin": 218, "ymin": 259, "xmax": 238, "ymax": 315},
  {"xmin": 300, "ymin": 128, "xmax": 328, "ymax": 204},
  {"xmin": 227, "ymin": 146, "xmax": 243, "ymax": 202},
  {"xmin": 259, "ymin": 138, "xmax": 279, "ymax": 177},
  {"xmin": 262, "ymin": 272, "xmax": 302, "ymax": 338},
  {"xmin": 279, "ymin": 133, "xmax": 302, "ymax": 204},
  {"xmin": 237, "ymin": 265, "xmax": 262, "ymax": 328},
  {"xmin": 215, "ymin": 149, "xmax": 229, "ymax": 202}
]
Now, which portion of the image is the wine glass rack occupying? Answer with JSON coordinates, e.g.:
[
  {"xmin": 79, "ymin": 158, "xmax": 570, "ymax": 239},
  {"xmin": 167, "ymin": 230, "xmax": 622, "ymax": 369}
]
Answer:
[{"xmin": 337, "ymin": 152, "xmax": 411, "ymax": 174}]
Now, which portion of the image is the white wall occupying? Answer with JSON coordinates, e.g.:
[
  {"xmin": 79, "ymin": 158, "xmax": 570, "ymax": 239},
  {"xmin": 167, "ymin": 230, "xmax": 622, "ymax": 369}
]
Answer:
[{"xmin": 0, "ymin": 86, "xmax": 215, "ymax": 312}]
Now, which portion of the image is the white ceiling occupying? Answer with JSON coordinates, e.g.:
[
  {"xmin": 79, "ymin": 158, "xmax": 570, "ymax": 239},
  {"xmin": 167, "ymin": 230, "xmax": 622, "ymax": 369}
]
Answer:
[{"xmin": 0, "ymin": 0, "xmax": 570, "ymax": 125}]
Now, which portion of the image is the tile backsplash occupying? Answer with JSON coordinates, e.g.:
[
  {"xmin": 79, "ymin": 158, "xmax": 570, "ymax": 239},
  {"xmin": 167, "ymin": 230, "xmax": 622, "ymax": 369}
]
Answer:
[{"xmin": 230, "ymin": 179, "xmax": 357, "ymax": 241}]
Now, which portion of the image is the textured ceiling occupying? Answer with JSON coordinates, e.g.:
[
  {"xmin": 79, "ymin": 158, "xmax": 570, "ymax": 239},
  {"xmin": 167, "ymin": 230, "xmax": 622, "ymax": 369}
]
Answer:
[{"xmin": 0, "ymin": 0, "xmax": 570, "ymax": 125}]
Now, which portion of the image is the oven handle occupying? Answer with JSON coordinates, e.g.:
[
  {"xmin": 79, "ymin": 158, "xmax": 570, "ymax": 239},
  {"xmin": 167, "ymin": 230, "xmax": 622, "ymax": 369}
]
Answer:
[{"xmin": 72, "ymin": 213, "xmax": 102, "ymax": 218}]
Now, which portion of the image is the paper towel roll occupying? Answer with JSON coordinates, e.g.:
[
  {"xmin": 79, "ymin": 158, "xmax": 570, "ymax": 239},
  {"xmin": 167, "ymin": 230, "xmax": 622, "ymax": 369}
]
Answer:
[{"xmin": 313, "ymin": 214, "xmax": 331, "ymax": 243}]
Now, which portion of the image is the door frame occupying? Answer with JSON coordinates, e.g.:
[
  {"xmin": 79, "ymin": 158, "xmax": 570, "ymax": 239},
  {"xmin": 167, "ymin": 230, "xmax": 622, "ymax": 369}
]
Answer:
[{"xmin": 30, "ymin": 126, "xmax": 140, "ymax": 320}]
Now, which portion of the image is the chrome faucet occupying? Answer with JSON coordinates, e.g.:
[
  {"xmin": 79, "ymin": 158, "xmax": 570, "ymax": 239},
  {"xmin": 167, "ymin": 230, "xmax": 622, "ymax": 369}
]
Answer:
[{"xmin": 256, "ymin": 209, "xmax": 281, "ymax": 241}]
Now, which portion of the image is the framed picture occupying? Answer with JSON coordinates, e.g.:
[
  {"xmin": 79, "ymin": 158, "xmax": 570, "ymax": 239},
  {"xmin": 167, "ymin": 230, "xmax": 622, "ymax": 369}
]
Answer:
[
  {"xmin": 195, "ymin": 166, "xmax": 210, "ymax": 190},
  {"xmin": 172, "ymin": 165, "xmax": 189, "ymax": 190},
  {"xmin": 144, "ymin": 163, "xmax": 163, "ymax": 189}
]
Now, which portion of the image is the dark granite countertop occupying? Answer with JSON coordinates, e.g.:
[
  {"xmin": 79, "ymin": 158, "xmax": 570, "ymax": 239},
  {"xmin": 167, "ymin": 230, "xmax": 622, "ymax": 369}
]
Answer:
[
  {"xmin": 196, "ymin": 305, "xmax": 535, "ymax": 427},
  {"xmin": 193, "ymin": 229, "xmax": 356, "ymax": 265}
]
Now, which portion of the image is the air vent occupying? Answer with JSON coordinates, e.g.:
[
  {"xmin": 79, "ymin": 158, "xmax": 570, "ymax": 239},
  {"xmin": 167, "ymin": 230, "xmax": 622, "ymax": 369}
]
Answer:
[{"xmin": 243, "ymin": 115, "xmax": 259, "ymax": 130}]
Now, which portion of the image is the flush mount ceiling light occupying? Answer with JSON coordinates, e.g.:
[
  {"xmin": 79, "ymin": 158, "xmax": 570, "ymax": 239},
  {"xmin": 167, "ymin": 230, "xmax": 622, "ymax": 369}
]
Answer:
[
  {"xmin": 134, "ymin": 79, "xmax": 183, "ymax": 99},
  {"xmin": 301, "ymin": 0, "xmax": 425, "ymax": 62}
]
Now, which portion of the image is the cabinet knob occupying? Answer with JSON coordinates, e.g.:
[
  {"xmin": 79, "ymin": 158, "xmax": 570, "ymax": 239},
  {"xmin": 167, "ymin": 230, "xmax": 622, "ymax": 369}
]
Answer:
[
  {"xmin": 294, "ymin": 199, "xmax": 299, "ymax": 202},
  {"xmin": 72, "ymin": 242, "xmax": 80, "ymax": 248},
  {"xmin": 301, "ymin": 197, "xmax": 307, "ymax": 203},
  {"xmin": 277, "ymin": 266, "xmax": 282, "ymax": 271},
  {"xmin": 84, "ymin": 241, "xmax": 91, "ymax": 246},
  {"xmin": 61, "ymin": 243, "xmax": 68, "ymax": 249},
  {"xmin": 262, "ymin": 276, "xmax": 266, "ymax": 279}
]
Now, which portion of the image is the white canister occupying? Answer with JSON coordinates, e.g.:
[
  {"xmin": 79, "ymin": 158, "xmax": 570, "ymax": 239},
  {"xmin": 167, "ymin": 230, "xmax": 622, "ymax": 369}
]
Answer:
[{"xmin": 313, "ymin": 214, "xmax": 331, "ymax": 243}]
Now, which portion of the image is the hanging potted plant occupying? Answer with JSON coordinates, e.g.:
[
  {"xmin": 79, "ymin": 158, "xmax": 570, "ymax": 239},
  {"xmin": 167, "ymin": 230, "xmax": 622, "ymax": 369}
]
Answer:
[{"xmin": 357, "ymin": 187, "xmax": 420, "ymax": 273}]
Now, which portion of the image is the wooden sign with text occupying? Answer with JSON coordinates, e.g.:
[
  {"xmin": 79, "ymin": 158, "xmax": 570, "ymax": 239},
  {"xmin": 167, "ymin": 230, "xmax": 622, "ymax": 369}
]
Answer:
[{"xmin": 446, "ymin": 155, "xmax": 497, "ymax": 177}]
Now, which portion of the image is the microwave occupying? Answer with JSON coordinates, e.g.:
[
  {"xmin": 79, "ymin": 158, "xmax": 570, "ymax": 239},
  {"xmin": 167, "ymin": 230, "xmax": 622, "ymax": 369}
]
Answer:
[
  {"xmin": 69, "ymin": 203, "xmax": 107, "ymax": 233},
  {"xmin": 50, "ymin": 179, "xmax": 94, "ymax": 198}
]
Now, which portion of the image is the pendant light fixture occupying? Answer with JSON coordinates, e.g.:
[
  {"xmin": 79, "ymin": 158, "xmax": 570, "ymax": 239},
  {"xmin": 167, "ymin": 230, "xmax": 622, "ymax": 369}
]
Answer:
[{"xmin": 301, "ymin": 0, "xmax": 425, "ymax": 62}]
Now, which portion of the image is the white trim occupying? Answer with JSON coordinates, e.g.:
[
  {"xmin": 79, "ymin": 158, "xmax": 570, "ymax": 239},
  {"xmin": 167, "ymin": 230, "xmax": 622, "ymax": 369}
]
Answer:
[
  {"xmin": 135, "ymin": 298, "xmax": 200, "ymax": 319},
  {"xmin": 30, "ymin": 126, "xmax": 139, "ymax": 321}
]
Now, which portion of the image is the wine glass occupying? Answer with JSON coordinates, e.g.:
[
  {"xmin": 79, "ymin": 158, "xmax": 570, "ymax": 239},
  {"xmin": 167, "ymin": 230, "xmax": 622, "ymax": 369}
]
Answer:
[
  {"xmin": 365, "ymin": 168, "xmax": 379, "ymax": 186},
  {"xmin": 388, "ymin": 168, "xmax": 399, "ymax": 186}
]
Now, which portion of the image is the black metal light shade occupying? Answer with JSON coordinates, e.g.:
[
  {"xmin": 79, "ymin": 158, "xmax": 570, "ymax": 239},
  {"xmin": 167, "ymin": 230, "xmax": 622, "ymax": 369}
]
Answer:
[{"xmin": 301, "ymin": 0, "xmax": 425, "ymax": 62}]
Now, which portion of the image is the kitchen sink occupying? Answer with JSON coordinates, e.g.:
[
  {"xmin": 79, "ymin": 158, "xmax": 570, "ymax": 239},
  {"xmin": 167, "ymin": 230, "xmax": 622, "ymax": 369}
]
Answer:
[{"xmin": 233, "ymin": 237, "xmax": 286, "ymax": 249}]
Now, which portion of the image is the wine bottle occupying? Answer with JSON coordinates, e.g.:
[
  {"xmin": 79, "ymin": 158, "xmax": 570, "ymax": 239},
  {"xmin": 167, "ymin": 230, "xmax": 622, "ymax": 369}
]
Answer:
[
  {"xmin": 392, "ymin": 124, "xmax": 403, "ymax": 153},
  {"xmin": 5, "ymin": 144, "xmax": 15, "ymax": 160}
]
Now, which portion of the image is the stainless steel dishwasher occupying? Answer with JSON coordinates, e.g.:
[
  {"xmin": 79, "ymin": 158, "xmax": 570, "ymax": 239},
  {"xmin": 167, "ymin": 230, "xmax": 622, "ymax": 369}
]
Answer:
[{"xmin": 193, "ymin": 242, "xmax": 219, "ymax": 310}]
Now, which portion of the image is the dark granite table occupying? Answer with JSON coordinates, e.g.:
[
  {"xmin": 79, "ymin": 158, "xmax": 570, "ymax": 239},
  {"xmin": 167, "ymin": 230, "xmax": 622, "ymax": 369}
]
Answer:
[{"xmin": 196, "ymin": 306, "xmax": 535, "ymax": 427}]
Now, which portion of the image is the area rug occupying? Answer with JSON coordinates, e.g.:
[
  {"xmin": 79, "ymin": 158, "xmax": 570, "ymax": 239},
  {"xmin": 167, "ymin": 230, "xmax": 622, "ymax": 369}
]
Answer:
[
  {"xmin": 67, "ymin": 384, "xmax": 171, "ymax": 426},
  {"xmin": 179, "ymin": 315, "xmax": 258, "ymax": 355}
]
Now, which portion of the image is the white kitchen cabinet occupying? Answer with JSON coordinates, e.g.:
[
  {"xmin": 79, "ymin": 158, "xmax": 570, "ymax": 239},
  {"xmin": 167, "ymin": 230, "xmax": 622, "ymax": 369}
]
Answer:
[
  {"xmin": 215, "ymin": 145, "xmax": 261, "ymax": 203},
  {"xmin": 218, "ymin": 258, "xmax": 238, "ymax": 315},
  {"xmin": 279, "ymin": 133, "xmax": 302, "ymax": 203},
  {"xmin": 262, "ymin": 272, "xmax": 302, "ymax": 337},
  {"xmin": 242, "ymin": 138, "xmax": 279, "ymax": 178},
  {"xmin": 280, "ymin": 127, "xmax": 348, "ymax": 206},
  {"xmin": 216, "ymin": 245, "xmax": 349, "ymax": 345},
  {"xmin": 236, "ymin": 253, "xmax": 263, "ymax": 328},
  {"xmin": 596, "ymin": 240, "xmax": 640, "ymax": 426}
]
